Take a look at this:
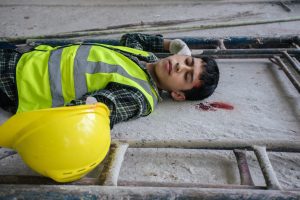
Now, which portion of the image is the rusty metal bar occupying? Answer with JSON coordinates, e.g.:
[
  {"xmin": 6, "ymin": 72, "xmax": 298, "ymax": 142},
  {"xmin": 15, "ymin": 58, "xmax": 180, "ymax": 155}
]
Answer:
[
  {"xmin": 274, "ymin": 56, "xmax": 300, "ymax": 93},
  {"xmin": 0, "ymin": 175, "xmax": 265, "ymax": 189},
  {"xmin": 24, "ymin": 35, "xmax": 299, "ymax": 49},
  {"xmin": 118, "ymin": 180, "xmax": 265, "ymax": 189},
  {"xmin": 0, "ymin": 185, "xmax": 299, "ymax": 200},
  {"xmin": 202, "ymin": 49, "xmax": 300, "ymax": 55},
  {"xmin": 155, "ymin": 48, "xmax": 300, "ymax": 59},
  {"xmin": 0, "ymin": 175, "xmax": 101, "ymax": 185},
  {"xmin": 282, "ymin": 51, "xmax": 300, "ymax": 74},
  {"xmin": 198, "ymin": 54, "xmax": 280, "ymax": 59},
  {"xmin": 116, "ymin": 139, "xmax": 300, "ymax": 152},
  {"xmin": 98, "ymin": 142, "xmax": 129, "ymax": 186},
  {"xmin": 253, "ymin": 146, "xmax": 282, "ymax": 190},
  {"xmin": 233, "ymin": 149, "xmax": 255, "ymax": 186}
]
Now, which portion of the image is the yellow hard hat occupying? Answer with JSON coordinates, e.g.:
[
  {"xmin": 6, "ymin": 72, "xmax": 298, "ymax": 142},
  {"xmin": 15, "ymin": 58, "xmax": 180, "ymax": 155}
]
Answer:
[{"xmin": 0, "ymin": 103, "xmax": 111, "ymax": 182}]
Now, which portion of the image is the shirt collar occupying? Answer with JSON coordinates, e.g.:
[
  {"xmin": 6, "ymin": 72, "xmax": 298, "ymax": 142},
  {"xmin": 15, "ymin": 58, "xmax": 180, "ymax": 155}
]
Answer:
[{"xmin": 140, "ymin": 61, "xmax": 162, "ymax": 102}]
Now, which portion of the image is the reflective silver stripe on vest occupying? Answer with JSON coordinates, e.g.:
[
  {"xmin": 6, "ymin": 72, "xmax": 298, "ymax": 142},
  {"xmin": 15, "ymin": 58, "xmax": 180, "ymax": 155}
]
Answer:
[
  {"xmin": 73, "ymin": 45, "xmax": 90, "ymax": 99},
  {"xmin": 48, "ymin": 48, "xmax": 64, "ymax": 107},
  {"xmin": 73, "ymin": 45, "xmax": 158, "ymax": 108}
]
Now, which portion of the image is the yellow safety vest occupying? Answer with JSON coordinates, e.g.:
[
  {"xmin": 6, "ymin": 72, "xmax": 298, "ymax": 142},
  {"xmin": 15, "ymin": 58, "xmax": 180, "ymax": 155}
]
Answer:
[{"xmin": 16, "ymin": 44, "xmax": 159, "ymax": 113}]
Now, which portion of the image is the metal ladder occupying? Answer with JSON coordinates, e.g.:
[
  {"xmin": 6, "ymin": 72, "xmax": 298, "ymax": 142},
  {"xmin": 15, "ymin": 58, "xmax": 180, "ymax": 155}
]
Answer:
[
  {"xmin": 1, "ymin": 139, "xmax": 300, "ymax": 199},
  {"xmin": 0, "ymin": 35, "xmax": 300, "ymax": 199}
]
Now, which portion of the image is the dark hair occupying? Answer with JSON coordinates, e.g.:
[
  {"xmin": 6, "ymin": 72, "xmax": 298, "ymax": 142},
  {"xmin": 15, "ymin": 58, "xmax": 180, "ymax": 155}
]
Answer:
[{"xmin": 183, "ymin": 57, "xmax": 219, "ymax": 101}]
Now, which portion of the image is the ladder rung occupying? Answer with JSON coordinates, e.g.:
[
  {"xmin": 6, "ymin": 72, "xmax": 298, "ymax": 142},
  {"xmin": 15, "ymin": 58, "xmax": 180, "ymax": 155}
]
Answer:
[
  {"xmin": 282, "ymin": 51, "xmax": 300, "ymax": 74},
  {"xmin": 98, "ymin": 142, "xmax": 129, "ymax": 186},
  {"xmin": 253, "ymin": 146, "xmax": 282, "ymax": 190},
  {"xmin": 233, "ymin": 149, "xmax": 254, "ymax": 186}
]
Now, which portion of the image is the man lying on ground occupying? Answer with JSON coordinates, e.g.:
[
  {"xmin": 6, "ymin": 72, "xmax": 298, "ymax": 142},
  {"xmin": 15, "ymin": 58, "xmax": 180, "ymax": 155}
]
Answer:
[{"xmin": 0, "ymin": 33, "xmax": 219, "ymax": 128}]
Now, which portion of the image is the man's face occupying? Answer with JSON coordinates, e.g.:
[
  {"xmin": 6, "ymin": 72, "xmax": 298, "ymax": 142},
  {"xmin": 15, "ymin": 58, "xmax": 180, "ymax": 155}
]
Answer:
[{"xmin": 153, "ymin": 55, "xmax": 203, "ymax": 93}]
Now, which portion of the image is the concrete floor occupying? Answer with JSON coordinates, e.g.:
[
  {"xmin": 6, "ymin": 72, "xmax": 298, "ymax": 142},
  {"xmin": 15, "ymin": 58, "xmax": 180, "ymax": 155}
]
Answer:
[{"xmin": 0, "ymin": 0, "xmax": 300, "ymax": 195}]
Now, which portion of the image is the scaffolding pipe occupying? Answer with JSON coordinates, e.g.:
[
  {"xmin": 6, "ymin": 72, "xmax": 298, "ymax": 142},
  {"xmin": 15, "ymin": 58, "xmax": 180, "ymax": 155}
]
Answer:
[
  {"xmin": 115, "ymin": 139, "xmax": 300, "ymax": 152},
  {"xmin": 117, "ymin": 180, "xmax": 264, "ymax": 189},
  {"xmin": 98, "ymin": 142, "xmax": 129, "ymax": 186},
  {"xmin": 282, "ymin": 51, "xmax": 300, "ymax": 74},
  {"xmin": 0, "ymin": 175, "xmax": 264, "ymax": 189},
  {"xmin": 274, "ymin": 56, "xmax": 300, "ymax": 93},
  {"xmin": 253, "ymin": 146, "xmax": 282, "ymax": 190},
  {"xmin": 0, "ymin": 175, "xmax": 98, "ymax": 185},
  {"xmin": 191, "ymin": 54, "xmax": 284, "ymax": 59},
  {"xmin": 156, "ymin": 48, "xmax": 300, "ymax": 58},
  {"xmin": 23, "ymin": 35, "xmax": 300, "ymax": 49},
  {"xmin": 0, "ymin": 185, "xmax": 299, "ymax": 200},
  {"xmin": 233, "ymin": 149, "xmax": 255, "ymax": 186}
]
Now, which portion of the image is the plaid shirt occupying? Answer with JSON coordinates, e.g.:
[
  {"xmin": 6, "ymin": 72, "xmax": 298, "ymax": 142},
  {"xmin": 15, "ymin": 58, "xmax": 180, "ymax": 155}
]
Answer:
[{"xmin": 0, "ymin": 33, "xmax": 164, "ymax": 128}]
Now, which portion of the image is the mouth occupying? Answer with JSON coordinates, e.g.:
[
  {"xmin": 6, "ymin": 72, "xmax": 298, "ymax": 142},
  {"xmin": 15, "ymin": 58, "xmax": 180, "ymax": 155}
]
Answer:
[{"xmin": 166, "ymin": 59, "xmax": 172, "ymax": 75}]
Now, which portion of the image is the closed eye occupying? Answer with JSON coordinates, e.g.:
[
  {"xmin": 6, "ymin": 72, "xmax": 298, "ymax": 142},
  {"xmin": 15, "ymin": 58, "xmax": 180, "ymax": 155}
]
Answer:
[{"xmin": 185, "ymin": 72, "xmax": 193, "ymax": 82}]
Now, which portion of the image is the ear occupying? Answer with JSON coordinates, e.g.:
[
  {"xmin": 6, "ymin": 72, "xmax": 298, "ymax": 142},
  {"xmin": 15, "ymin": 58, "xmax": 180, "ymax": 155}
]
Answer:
[{"xmin": 170, "ymin": 91, "xmax": 186, "ymax": 101}]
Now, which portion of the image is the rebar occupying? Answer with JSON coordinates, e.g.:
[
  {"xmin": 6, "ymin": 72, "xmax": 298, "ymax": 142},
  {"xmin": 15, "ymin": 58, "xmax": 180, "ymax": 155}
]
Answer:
[
  {"xmin": 1, "ymin": 185, "xmax": 299, "ymax": 200},
  {"xmin": 253, "ymin": 146, "xmax": 282, "ymax": 190},
  {"xmin": 233, "ymin": 149, "xmax": 255, "ymax": 186},
  {"xmin": 98, "ymin": 142, "xmax": 129, "ymax": 186},
  {"xmin": 115, "ymin": 139, "xmax": 300, "ymax": 152},
  {"xmin": 118, "ymin": 180, "xmax": 264, "ymax": 189},
  {"xmin": 25, "ymin": 35, "xmax": 299, "ymax": 49},
  {"xmin": 282, "ymin": 51, "xmax": 300, "ymax": 74},
  {"xmin": 274, "ymin": 56, "xmax": 300, "ymax": 93},
  {"xmin": 156, "ymin": 49, "xmax": 300, "ymax": 59}
]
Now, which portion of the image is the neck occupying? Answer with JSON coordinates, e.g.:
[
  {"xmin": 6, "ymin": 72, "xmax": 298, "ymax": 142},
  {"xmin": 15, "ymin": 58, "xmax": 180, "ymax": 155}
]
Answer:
[{"xmin": 146, "ymin": 62, "xmax": 161, "ymax": 90}]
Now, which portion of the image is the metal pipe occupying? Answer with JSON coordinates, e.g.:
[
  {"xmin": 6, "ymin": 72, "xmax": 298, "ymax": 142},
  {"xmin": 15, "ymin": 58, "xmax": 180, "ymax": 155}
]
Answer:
[
  {"xmin": 233, "ymin": 149, "xmax": 255, "ymax": 186},
  {"xmin": 0, "ymin": 185, "xmax": 299, "ymax": 200},
  {"xmin": 114, "ymin": 139, "xmax": 300, "ymax": 152},
  {"xmin": 282, "ymin": 51, "xmax": 300, "ymax": 74},
  {"xmin": 200, "ymin": 48, "xmax": 300, "ymax": 55},
  {"xmin": 274, "ymin": 56, "xmax": 300, "ymax": 93},
  {"xmin": 188, "ymin": 54, "xmax": 284, "ymax": 59},
  {"xmin": 253, "ymin": 146, "xmax": 282, "ymax": 190},
  {"xmin": 0, "ymin": 175, "xmax": 100, "ymax": 185},
  {"xmin": 25, "ymin": 35, "xmax": 299, "ymax": 49},
  {"xmin": 118, "ymin": 180, "xmax": 264, "ymax": 189},
  {"xmin": 156, "ymin": 49, "xmax": 300, "ymax": 58},
  {"xmin": 0, "ymin": 175, "xmax": 264, "ymax": 189},
  {"xmin": 98, "ymin": 142, "xmax": 129, "ymax": 186}
]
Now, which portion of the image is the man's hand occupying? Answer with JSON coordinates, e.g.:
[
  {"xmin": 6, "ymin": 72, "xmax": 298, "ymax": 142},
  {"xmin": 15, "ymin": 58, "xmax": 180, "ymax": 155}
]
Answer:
[
  {"xmin": 86, "ymin": 96, "xmax": 98, "ymax": 104},
  {"xmin": 169, "ymin": 39, "xmax": 191, "ymax": 56}
]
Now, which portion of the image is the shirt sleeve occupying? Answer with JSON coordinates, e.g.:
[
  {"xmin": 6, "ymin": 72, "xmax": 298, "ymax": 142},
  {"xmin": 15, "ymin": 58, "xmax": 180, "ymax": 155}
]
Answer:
[
  {"xmin": 66, "ymin": 83, "xmax": 150, "ymax": 129},
  {"xmin": 120, "ymin": 33, "xmax": 165, "ymax": 52}
]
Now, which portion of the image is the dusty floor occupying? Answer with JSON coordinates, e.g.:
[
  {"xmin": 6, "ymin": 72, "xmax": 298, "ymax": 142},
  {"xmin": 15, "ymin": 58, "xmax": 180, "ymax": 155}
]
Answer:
[{"xmin": 0, "ymin": 0, "xmax": 300, "ymax": 191}]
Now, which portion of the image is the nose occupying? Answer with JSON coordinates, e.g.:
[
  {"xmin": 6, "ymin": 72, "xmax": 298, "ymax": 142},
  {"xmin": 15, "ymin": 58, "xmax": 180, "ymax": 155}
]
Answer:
[{"xmin": 175, "ymin": 63, "xmax": 191, "ymax": 73}]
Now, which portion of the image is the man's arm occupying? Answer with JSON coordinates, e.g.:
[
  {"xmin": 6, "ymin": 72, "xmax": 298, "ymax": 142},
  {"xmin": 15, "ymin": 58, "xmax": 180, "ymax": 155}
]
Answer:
[
  {"xmin": 120, "ymin": 33, "xmax": 170, "ymax": 52},
  {"xmin": 66, "ymin": 83, "xmax": 149, "ymax": 129},
  {"xmin": 120, "ymin": 33, "xmax": 191, "ymax": 55}
]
